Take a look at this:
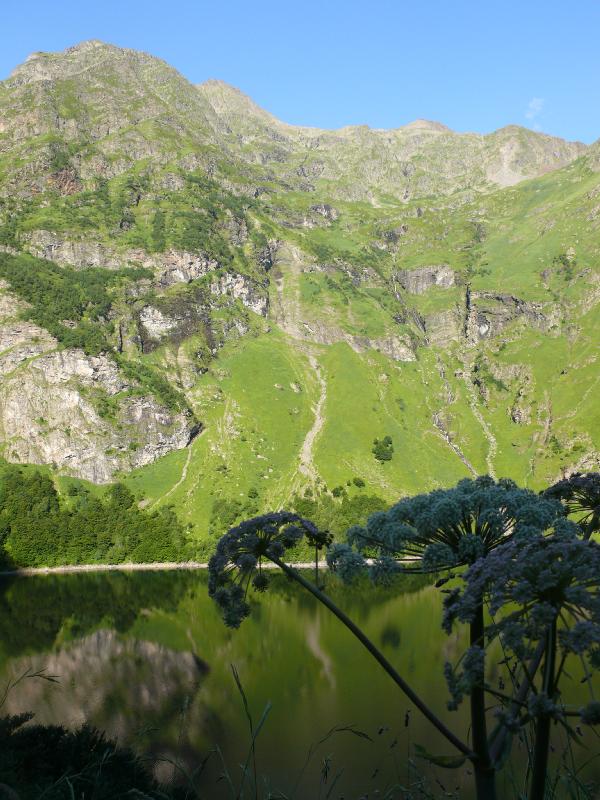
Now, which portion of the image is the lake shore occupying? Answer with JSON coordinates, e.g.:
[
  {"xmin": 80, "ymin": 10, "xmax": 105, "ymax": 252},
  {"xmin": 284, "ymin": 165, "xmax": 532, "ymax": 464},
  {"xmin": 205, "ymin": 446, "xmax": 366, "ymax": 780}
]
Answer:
[{"xmin": 0, "ymin": 560, "xmax": 331, "ymax": 577}]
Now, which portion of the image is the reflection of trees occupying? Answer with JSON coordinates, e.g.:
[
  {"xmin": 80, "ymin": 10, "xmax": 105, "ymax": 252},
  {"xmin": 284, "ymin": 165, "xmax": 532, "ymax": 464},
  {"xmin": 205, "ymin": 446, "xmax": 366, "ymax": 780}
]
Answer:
[
  {"xmin": 265, "ymin": 572, "xmax": 431, "ymax": 619},
  {"xmin": 0, "ymin": 540, "xmax": 14, "ymax": 572},
  {"xmin": 380, "ymin": 623, "xmax": 401, "ymax": 649},
  {"xmin": 0, "ymin": 571, "xmax": 200, "ymax": 658}
]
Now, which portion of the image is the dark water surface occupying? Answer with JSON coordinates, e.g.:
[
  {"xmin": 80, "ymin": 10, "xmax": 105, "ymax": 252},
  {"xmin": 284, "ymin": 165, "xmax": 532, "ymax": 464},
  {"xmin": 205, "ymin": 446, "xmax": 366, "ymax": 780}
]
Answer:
[{"xmin": 0, "ymin": 570, "xmax": 598, "ymax": 798}]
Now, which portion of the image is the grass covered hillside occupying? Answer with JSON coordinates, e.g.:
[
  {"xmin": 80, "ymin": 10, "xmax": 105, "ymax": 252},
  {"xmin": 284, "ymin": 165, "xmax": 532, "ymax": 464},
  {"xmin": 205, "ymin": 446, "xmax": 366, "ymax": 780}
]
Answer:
[{"xmin": 0, "ymin": 40, "xmax": 598, "ymax": 559}]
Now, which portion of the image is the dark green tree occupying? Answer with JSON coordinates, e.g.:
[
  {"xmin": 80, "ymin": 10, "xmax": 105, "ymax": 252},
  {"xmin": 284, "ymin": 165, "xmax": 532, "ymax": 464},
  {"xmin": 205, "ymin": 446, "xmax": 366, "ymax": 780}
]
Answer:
[{"xmin": 372, "ymin": 435, "xmax": 393, "ymax": 462}]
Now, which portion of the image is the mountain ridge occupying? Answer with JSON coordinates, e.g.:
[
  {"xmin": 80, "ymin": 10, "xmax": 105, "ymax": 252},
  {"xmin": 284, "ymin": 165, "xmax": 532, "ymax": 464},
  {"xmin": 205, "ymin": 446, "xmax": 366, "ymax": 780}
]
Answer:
[
  {"xmin": 1, "ymin": 42, "xmax": 587, "ymax": 211},
  {"xmin": 6, "ymin": 40, "xmax": 587, "ymax": 150}
]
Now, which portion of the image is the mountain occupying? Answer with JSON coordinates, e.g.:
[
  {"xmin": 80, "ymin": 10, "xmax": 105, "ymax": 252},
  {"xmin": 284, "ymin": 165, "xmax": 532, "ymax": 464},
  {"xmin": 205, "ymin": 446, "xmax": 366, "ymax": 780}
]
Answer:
[
  {"xmin": 0, "ymin": 41, "xmax": 598, "ymax": 539},
  {"xmin": 0, "ymin": 41, "xmax": 585, "ymax": 200}
]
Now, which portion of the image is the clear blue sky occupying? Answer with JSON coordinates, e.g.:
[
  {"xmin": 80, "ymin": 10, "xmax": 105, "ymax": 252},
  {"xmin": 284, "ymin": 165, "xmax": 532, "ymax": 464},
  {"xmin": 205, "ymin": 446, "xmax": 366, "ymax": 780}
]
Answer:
[{"xmin": 2, "ymin": 0, "xmax": 599, "ymax": 143}]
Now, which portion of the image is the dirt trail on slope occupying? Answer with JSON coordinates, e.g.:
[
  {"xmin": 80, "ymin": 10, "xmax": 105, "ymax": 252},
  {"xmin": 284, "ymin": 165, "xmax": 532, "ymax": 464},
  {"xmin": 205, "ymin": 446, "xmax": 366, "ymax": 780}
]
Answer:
[
  {"xmin": 272, "ymin": 244, "xmax": 306, "ymax": 339},
  {"xmin": 432, "ymin": 412, "xmax": 478, "ymax": 477},
  {"xmin": 270, "ymin": 244, "xmax": 330, "ymax": 495},
  {"xmin": 272, "ymin": 243, "xmax": 356, "ymax": 347},
  {"xmin": 429, "ymin": 356, "xmax": 478, "ymax": 477},
  {"xmin": 150, "ymin": 430, "xmax": 204, "ymax": 508},
  {"xmin": 298, "ymin": 354, "xmax": 327, "ymax": 483},
  {"xmin": 159, "ymin": 446, "xmax": 193, "ymax": 504},
  {"xmin": 462, "ymin": 367, "xmax": 497, "ymax": 479}
]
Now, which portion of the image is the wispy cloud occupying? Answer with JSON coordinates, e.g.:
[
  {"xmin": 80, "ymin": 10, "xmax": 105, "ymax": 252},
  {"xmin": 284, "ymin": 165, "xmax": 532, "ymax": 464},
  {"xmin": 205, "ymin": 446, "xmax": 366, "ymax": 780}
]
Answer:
[{"xmin": 525, "ymin": 97, "xmax": 545, "ymax": 129}]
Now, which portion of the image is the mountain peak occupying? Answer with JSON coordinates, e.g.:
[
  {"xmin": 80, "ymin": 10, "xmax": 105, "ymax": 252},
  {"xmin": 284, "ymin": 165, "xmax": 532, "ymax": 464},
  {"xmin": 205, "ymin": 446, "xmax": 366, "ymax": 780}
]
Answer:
[
  {"xmin": 6, "ymin": 40, "xmax": 172, "ymax": 86},
  {"xmin": 13, "ymin": 39, "xmax": 114, "ymax": 69},
  {"xmin": 493, "ymin": 123, "xmax": 546, "ymax": 138},
  {"xmin": 200, "ymin": 78, "xmax": 238, "ymax": 91},
  {"xmin": 0, "ymin": 39, "xmax": 589, "ymax": 198},
  {"xmin": 65, "ymin": 39, "xmax": 108, "ymax": 53},
  {"xmin": 401, "ymin": 119, "xmax": 451, "ymax": 133}
]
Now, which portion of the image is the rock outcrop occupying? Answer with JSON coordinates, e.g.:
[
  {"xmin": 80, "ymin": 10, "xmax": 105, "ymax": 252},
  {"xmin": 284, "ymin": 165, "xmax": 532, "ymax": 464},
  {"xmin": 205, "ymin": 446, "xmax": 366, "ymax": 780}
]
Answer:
[
  {"xmin": 0, "ymin": 321, "xmax": 56, "ymax": 375},
  {"xmin": 24, "ymin": 231, "xmax": 124, "ymax": 269},
  {"xmin": 308, "ymin": 203, "xmax": 339, "ymax": 223},
  {"xmin": 155, "ymin": 251, "xmax": 220, "ymax": 287},
  {"xmin": 25, "ymin": 232, "xmax": 222, "ymax": 282},
  {"xmin": 0, "ymin": 241, "xmax": 265, "ymax": 483},
  {"xmin": 369, "ymin": 335, "xmax": 416, "ymax": 362},
  {"xmin": 139, "ymin": 306, "xmax": 183, "ymax": 342},
  {"xmin": 209, "ymin": 272, "xmax": 268, "ymax": 316},
  {"xmin": 397, "ymin": 265, "xmax": 455, "ymax": 294},
  {"xmin": 23, "ymin": 232, "xmax": 268, "ymax": 318},
  {"xmin": 0, "ymin": 339, "xmax": 196, "ymax": 482},
  {"xmin": 465, "ymin": 290, "xmax": 549, "ymax": 342},
  {"xmin": 424, "ymin": 308, "xmax": 464, "ymax": 345}
]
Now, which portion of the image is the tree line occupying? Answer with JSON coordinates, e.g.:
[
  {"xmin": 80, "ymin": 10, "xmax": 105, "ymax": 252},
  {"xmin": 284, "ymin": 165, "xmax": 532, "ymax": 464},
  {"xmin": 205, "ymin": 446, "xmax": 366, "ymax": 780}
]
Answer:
[{"xmin": 0, "ymin": 467, "xmax": 189, "ymax": 569}]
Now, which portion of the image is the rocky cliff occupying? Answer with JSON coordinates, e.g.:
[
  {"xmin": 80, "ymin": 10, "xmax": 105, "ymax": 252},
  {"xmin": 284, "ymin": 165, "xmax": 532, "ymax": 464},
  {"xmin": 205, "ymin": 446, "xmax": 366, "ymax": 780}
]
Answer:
[{"xmin": 0, "ymin": 283, "xmax": 197, "ymax": 482}]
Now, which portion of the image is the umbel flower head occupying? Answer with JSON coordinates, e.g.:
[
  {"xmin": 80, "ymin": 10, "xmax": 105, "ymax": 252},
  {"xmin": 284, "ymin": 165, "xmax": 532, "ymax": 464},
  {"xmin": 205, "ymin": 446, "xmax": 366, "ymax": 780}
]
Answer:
[
  {"xmin": 329, "ymin": 476, "xmax": 563, "ymax": 581},
  {"xmin": 441, "ymin": 521, "xmax": 600, "ymax": 721},
  {"xmin": 543, "ymin": 472, "xmax": 600, "ymax": 538},
  {"xmin": 443, "ymin": 520, "xmax": 600, "ymax": 666},
  {"xmin": 208, "ymin": 512, "xmax": 331, "ymax": 628}
]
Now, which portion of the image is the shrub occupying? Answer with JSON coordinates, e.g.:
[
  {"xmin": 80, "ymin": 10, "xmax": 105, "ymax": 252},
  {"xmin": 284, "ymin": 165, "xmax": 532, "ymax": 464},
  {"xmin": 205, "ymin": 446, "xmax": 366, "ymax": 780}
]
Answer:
[{"xmin": 372, "ymin": 435, "xmax": 393, "ymax": 462}]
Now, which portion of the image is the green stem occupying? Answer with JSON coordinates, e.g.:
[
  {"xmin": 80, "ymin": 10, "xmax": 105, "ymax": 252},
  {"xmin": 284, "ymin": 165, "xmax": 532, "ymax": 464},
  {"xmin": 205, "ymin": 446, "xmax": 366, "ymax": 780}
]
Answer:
[
  {"xmin": 272, "ymin": 556, "xmax": 473, "ymax": 758},
  {"xmin": 529, "ymin": 619, "xmax": 557, "ymax": 800},
  {"xmin": 583, "ymin": 513, "xmax": 598, "ymax": 541},
  {"xmin": 470, "ymin": 604, "xmax": 497, "ymax": 800}
]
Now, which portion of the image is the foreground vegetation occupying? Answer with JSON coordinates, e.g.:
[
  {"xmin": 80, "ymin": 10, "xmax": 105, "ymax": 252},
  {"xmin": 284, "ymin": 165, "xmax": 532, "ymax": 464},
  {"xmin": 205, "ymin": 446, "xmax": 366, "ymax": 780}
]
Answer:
[
  {"xmin": 1, "ymin": 712, "xmax": 178, "ymax": 800},
  {"xmin": 208, "ymin": 474, "xmax": 600, "ymax": 800}
]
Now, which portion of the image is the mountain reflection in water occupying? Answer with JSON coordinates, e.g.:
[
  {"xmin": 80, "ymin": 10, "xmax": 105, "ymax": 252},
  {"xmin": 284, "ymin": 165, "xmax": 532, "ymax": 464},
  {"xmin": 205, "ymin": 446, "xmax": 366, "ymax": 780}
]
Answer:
[{"xmin": 0, "ymin": 570, "xmax": 597, "ymax": 798}]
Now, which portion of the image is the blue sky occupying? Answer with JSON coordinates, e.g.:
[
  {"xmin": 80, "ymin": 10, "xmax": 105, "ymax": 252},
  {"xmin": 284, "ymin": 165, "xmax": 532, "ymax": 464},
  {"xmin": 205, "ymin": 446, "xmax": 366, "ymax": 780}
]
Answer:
[{"xmin": 2, "ymin": 0, "xmax": 599, "ymax": 143}]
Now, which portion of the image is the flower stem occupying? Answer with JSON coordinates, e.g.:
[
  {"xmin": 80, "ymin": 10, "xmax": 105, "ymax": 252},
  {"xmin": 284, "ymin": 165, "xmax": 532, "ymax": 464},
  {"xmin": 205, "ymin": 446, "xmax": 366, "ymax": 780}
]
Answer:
[
  {"xmin": 470, "ymin": 604, "xmax": 497, "ymax": 800},
  {"xmin": 529, "ymin": 618, "xmax": 557, "ymax": 800}
]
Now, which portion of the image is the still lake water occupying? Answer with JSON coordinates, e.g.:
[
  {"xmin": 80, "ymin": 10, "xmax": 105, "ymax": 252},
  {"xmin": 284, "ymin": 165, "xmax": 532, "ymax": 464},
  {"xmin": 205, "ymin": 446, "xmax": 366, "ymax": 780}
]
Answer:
[{"xmin": 0, "ymin": 570, "xmax": 598, "ymax": 798}]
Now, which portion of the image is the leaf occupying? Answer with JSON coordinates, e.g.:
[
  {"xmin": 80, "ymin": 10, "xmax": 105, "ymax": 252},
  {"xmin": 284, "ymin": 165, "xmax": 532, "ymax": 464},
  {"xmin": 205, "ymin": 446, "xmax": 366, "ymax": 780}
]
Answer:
[
  {"xmin": 253, "ymin": 700, "xmax": 273, "ymax": 742},
  {"xmin": 325, "ymin": 769, "xmax": 344, "ymax": 798},
  {"xmin": 414, "ymin": 743, "xmax": 467, "ymax": 770},
  {"xmin": 316, "ymin": 724, "xmax": 373, "ymax": 746},
  {"xmin": 231, "ymin": 663, "xmax": 251, "ymax": 727},
  {"xmin": 344, "ymin": 726, "xmax": 373, "ymax": 742}
]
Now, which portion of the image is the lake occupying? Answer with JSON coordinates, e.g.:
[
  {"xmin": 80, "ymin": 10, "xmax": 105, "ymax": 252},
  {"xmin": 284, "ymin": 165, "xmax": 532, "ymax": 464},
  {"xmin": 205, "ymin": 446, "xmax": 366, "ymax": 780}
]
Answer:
[{"xmin": 0, "ymin": 570, "xmax": 598, "ymax": 798}]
